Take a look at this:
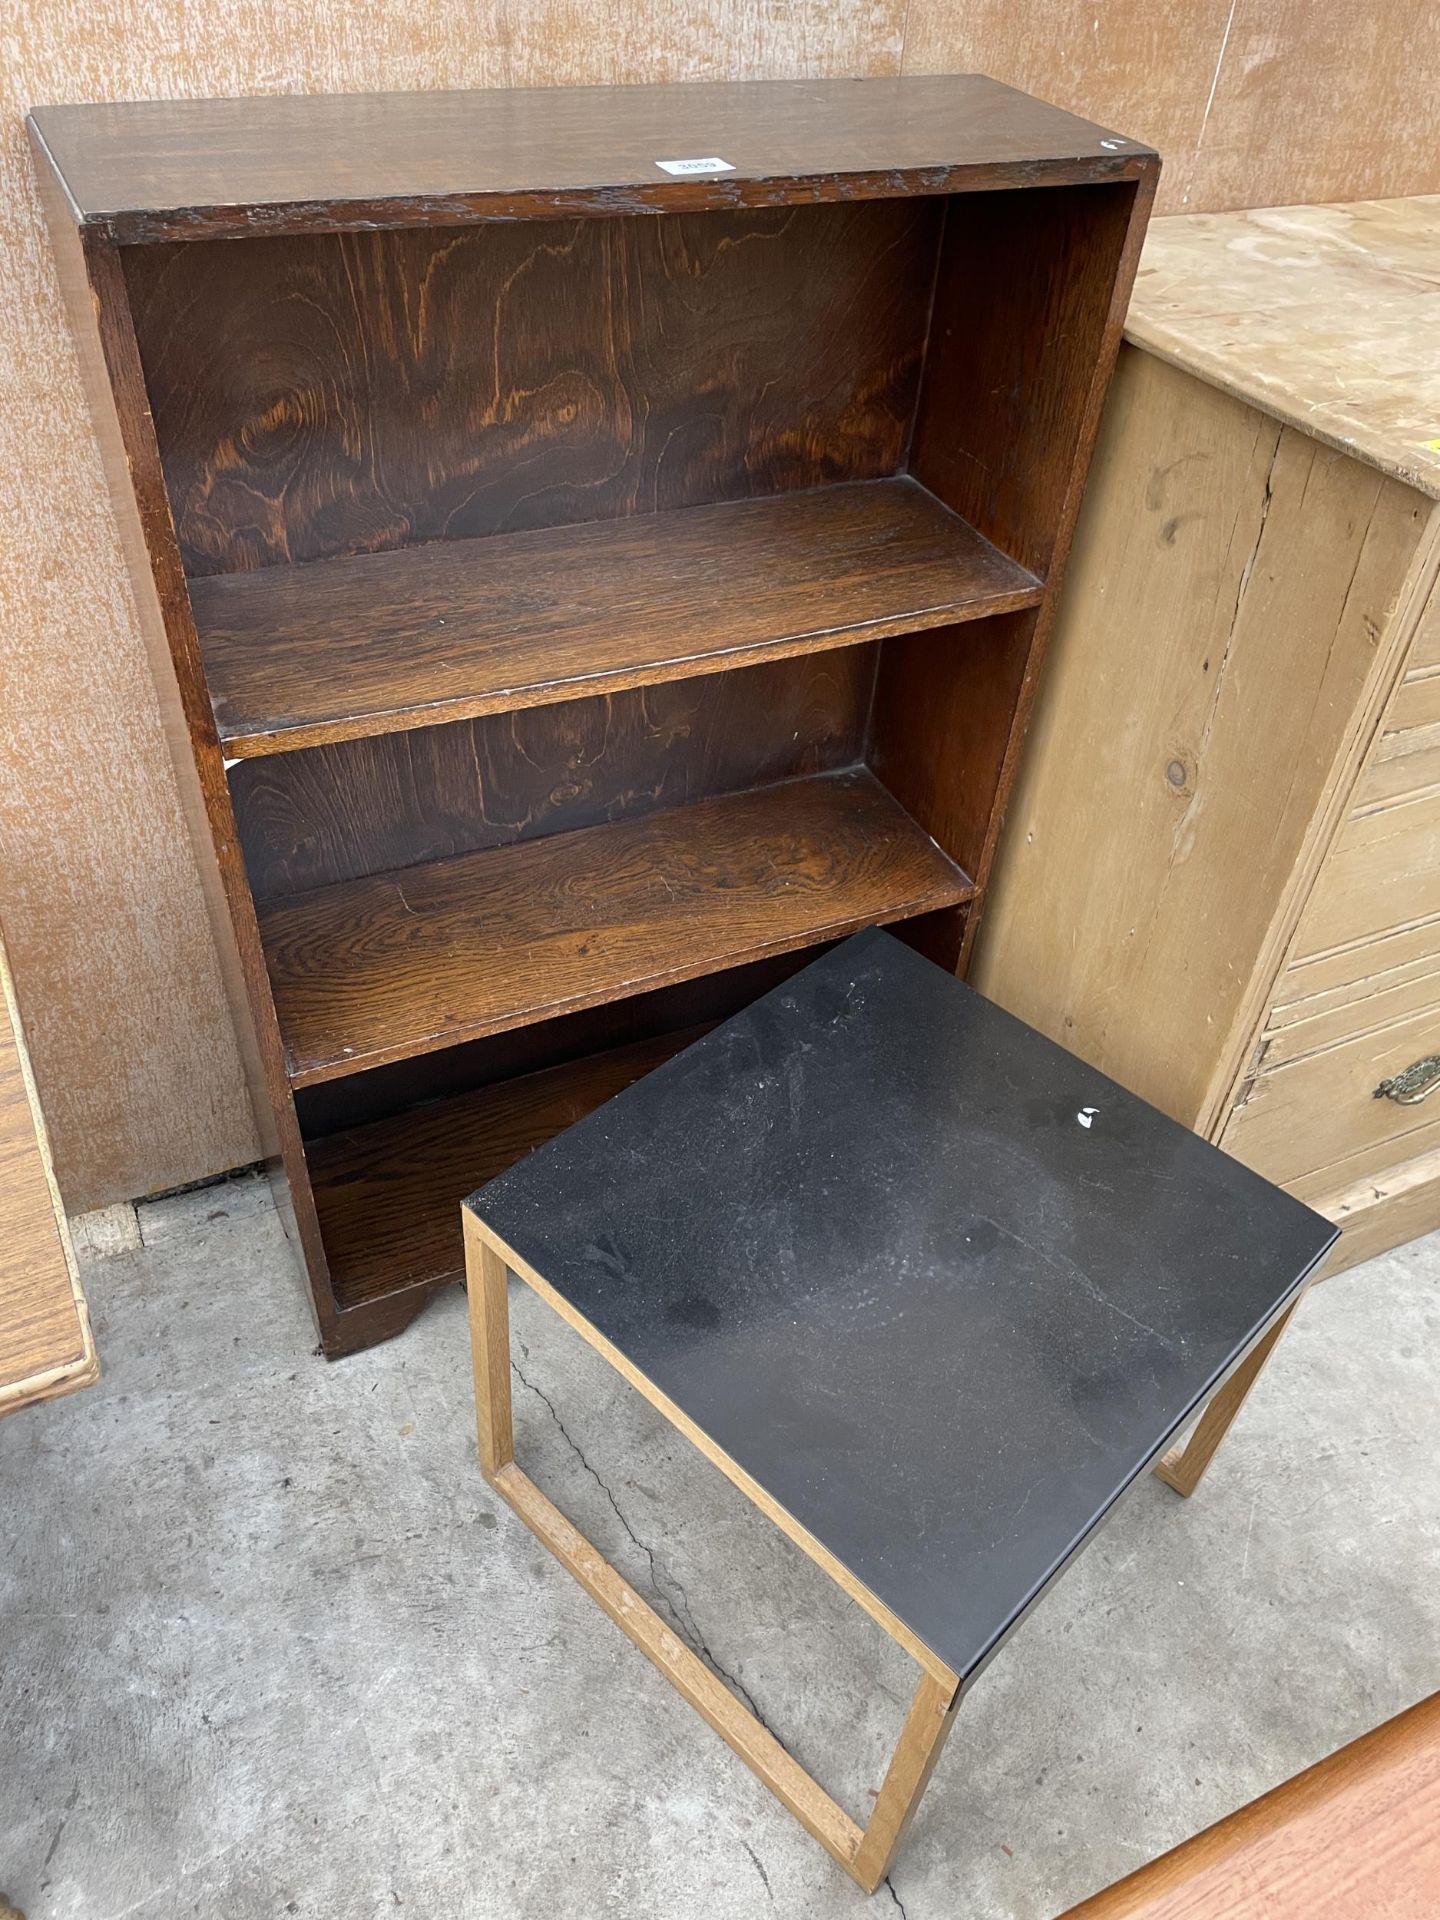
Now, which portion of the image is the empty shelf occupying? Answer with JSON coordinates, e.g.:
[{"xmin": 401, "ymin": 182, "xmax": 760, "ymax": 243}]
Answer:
[
  {"xmin": 195, "ymin": 478, "xmax": 1043, "ymax": 757},
  {"xmin": 260, "ymin": 769, "xmax": 975, "ymax": 1087}
]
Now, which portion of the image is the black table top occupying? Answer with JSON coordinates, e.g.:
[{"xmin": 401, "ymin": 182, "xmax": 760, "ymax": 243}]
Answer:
[{"xmin": 468, "ymin": 930, "xmax": 1337, "ymax": 1684}]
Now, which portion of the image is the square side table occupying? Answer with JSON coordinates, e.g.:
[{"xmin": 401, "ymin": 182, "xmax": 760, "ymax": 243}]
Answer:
[{"xmin": 464, "ymin": 931, "xmax": 1337, "ymax": 1892}]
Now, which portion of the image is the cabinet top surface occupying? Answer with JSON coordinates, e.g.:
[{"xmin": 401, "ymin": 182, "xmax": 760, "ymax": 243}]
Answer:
[
  {"xmin": 1128, "ymin": 195, "xmax": 1440, "ymax": 499},
  {"xmin": 469, "ymin": 930, "xmax": 1334, "ymax": 1680},
  {"xmin": 28, "ymin": 75, "xmax": 1153, "ymax": 243}
]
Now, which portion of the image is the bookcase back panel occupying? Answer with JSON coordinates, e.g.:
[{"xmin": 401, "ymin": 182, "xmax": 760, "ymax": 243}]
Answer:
[
  {"xmin": 123, "ymin": 198, "xmax": 942, "ymax": 579},
  {"xmin": 231, "ymin": 646, "xmax": 877, "ymax": 902},
  {"xmin": 871, "ymin": 610, "xmax": 1038, "ymax": 883}
]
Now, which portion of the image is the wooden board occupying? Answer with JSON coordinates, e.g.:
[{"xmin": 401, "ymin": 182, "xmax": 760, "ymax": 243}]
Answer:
[
  {"xmin": 972, "ymin": 348, "xmax": 1426, "ymax": 1126},
  {"xmin": 1222, "ymin": 995, "xmax": 1440, "ymax": 1195},
  {"xmin": 1294, "ymin": 786, "xmax": 1440, "ymax": 959},
  {"xmin": 0, "ymin": 924, "xmax": 96, "ymax": 1415},
  {"xmin": 1260, "ymin": 954, "xmax": 1440, "ymax": 1072},
  {"xmin": 909, "ymin": 179, "xmax": 1140, "ymax": 582},
  {"xmin": 193, "ymin": 478, "xmax": 1040, "ymax": 756},
  {"xmin": 1355, "ymin": 672, "xmax": 1440, "ymax": 811},
  {"xmin": 1128, "ymin": 197, "xmax": 1440, "ymax": 500},
  {"xmin": 1060, "ymin": 1690, "xmax": 1440, "ymax": 1918},
  {"xmin": 29, "ymin": 77, "xmax": 1149, "ymax": 241},
  {"xmin": 1271, "ymin": 920, "xmax": 1440, "ymax": 1037},
  {"xmin": 308, "ymin": 1028, "xmax": 702, "ymax": 1312},
  {"xmin": 1317, "ymin": 1144, "xmax": 1440, "ymax": 1276},
  {"xmin": 230, "ymin": 647, "xmax": 878, "ymax": 903},
  {"xmin": 903, "ymin": 3, "xmax": 1440, "ymax": 219},
  {"xmin": 123, "ymin": 200, "xmax": 943, "ymax": 578},
  {"xmin": 260, "ymin": 769, "xmax": 975, "ymax": 1086}
]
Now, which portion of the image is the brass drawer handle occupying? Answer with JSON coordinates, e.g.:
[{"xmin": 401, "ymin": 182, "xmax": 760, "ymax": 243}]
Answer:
[{"xmin": 1374, "ymin": 1054, "xmax": 1440, "ymax": 1105}]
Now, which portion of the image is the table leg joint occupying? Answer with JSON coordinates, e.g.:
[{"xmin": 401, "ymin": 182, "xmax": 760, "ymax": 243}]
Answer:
[{"xmin": 1153, "ymin": 1296, "xmax": 1303, "ymax": 1498}]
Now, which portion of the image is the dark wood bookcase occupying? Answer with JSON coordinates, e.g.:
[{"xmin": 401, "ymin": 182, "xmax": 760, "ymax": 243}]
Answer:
[{"xmin": 31, "ymin": 78, "xmax": 1156, "ymax": 1355}]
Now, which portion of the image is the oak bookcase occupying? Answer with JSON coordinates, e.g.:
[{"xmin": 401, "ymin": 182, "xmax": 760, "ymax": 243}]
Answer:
[{"xmin": 31, "ymin": 78, "xmax": 1156, "ymax": 1354}]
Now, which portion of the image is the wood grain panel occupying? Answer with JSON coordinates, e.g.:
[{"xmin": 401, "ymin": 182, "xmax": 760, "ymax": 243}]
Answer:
[
  {"xmin": 871, "ymin": 611, "xmax": 1037, "ymax": 886},
  {"xmin": 0, "ymin": 2, "xmax": 905, "ymax": 1209},
  {"xmin": 193, "ymin": 477, "xmax": 1039, "ymax": 755},
  {"xmin": 124, "ymin": 200, "xmax": 941, "ymax": 577},
  {"xmin": 231, "ymin": 647, "xmax": 877, "ymax": 901},
  {"xmin": 1130, "ymin": 199, "xmax": 1440, "ymax": 501},
  {"xmin": 1263, "ymin": 945, "xmax": 1440, "ymax": 1070},
  {"xmin": 293, "ymin": 947, "xmax": 830, "ymax": 1138},
  {"xmin": 903, "ymin": 2, "xmax": 1230, "ymax": 217},
  {"xmin": 259, "ymin": 769, "xmax": 974, "ymax": 1085},
  {"xmin": 0, "ymin": 921, "xmax": 96, "ymax": 1414},
  {"xmin": 1352, "ymin": 584, "xmax": 1440, "ymax": 807},
  {"xmin": 883, "ymin": 173, "xmax": 1151, "ymax": 972},
  {"xmin": 903, "ymin": 1, "xmax": 1440, "ymax": 218},
  {"xmin": 34, "ymin": 76, "xmax": 1148, "ymax": 239},
  {"xmin": 1356, "ymin": 672, "xmax": 1440, "ymax": 810},
  {"xmin": 1410, "ymin": 585, "xmax": 1440, "ymax": 676},
  {"xmin": 910, "ymin": 181, "xmax": 1138, "ymax": 578},
  {"xmin": 1222, "ymin": 997, "xmax": 1440, "ymax": 1194},
  {"xmin": 1318, "ymin": 1144, "xmax": 1440, "ymax": 1275},
  {"xmin": 1267, "ymin": 925, "xmax": 1440, "ymax": 1067},
  {"xmin": 973, "ymin": 349, "xmax": 1425, "ymax": 1126},
  {"xmin": 1060, "ymin": 1690, "xmax": 1440, "ymax": 1919},
  {"xmin": 1174, "ymin": 4, "xmax": 1440, "ymax": 220},
  {"xmin": 1272, "ymin": 920, "xmax": 1440, "ymax": 1033},
  {"xmin": 6, "ymin": 115, "xmax": 257, "ymax": 1208},
  {"xmin": 1295, "ymin": 786, "xmax": 1440, "ymax": 960}
]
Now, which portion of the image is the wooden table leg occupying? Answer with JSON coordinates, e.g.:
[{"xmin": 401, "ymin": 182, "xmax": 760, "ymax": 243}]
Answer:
[
  {"xmin": 465, "ymin": 1210, "xmax": 514, "ymax": 1478},
  {"xmin": 462, "ymin": 1214, "xmax": 963, "ymax": 1894},
  {"xmin": 1154, "ymin": 1300, "xmax": 1299, "ymax": 1498},
  {"xmin": 851, "ymin": 1672, "xmax": 962, "ymax": 1892}
]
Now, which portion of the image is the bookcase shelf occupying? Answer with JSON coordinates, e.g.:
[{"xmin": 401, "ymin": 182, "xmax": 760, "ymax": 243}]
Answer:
[
  {"xmin": 194, "ymin": 478, "xmax": 1042, "ymax": 758},
  {"xmin": 33, "ymin": 76, "xmax": 1155, "ymax": 1356},
  {"xmin": 261, "ymin": 770, "xmax": 975, "ymax": 1086}
]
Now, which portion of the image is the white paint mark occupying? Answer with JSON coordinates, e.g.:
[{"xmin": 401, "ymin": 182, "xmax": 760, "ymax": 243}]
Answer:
[
  {"xmin": 1195, "ymin": 0, "xmax": 1239, "ymax": 156},
  {"xmin": 655, "ymin": 156, "xmax": 735, "ymax": 176},
  {"xmin": 1077, "ymin": 1106, "xmax": 1100, "ymax": 1129}
]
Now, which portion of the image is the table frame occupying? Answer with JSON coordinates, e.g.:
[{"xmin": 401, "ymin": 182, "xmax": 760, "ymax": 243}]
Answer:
[{"xmin": 463, "ymin": 1210, "xmax": 1303, "ymax": 1893}]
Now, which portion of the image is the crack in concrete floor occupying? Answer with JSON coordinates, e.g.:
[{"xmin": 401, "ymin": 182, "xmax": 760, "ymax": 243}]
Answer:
[{"xmin": 511, "ymin": 1341, "xmax": 778, "ymax": 1735}]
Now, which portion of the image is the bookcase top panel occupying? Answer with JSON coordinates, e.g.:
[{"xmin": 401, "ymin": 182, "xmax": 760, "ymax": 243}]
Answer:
[{"xmin": 29, "ymin": 75, "xmax": 1155, "ymax": 243}]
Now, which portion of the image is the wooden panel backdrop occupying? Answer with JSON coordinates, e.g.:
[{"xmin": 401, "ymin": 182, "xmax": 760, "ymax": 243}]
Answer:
[{"xmin": 4, "ymin": 0, "xmax": 1437, "ymax": 1206}]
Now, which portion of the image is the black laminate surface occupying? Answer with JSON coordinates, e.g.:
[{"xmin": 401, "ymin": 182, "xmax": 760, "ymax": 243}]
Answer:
[{"xmin": 468, "ymin": 930, "xmax": 1337, "ymax": 1682}]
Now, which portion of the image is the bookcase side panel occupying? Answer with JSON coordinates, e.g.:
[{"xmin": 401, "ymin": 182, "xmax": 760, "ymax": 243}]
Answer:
[
  {"xmin": 887, "ymin": 170, "xmax": 1157, "ymax": 966},
  {"xmin": 30, "ymin": 151, "xmax": 339, "ymax": 1342}
]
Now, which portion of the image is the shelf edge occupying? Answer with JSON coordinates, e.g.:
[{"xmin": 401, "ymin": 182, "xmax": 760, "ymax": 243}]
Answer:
[{"xmin": 215, "ymin": 581, "xmax": 1043, "ymax": 761}]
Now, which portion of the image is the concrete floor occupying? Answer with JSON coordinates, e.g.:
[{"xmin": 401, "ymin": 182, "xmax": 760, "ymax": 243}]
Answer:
[{"xmin": 2, "ymin": 1175, "xmax": 1437, "ymax": 1920}]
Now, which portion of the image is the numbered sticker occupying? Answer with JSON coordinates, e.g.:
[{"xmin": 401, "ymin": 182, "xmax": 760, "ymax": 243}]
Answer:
[{"xmin": 655, "ymin": 156, "xmax": 736, "ymax": 176}]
